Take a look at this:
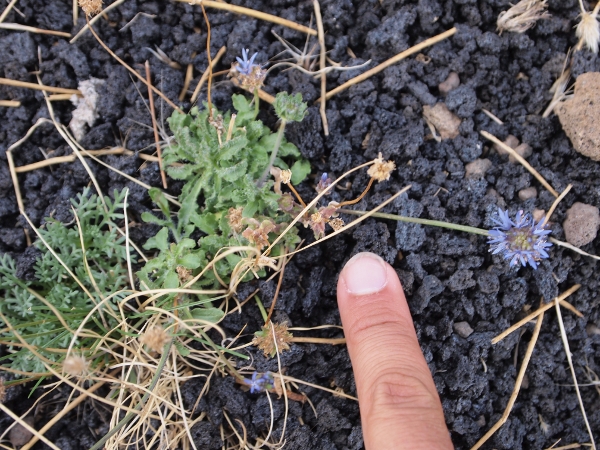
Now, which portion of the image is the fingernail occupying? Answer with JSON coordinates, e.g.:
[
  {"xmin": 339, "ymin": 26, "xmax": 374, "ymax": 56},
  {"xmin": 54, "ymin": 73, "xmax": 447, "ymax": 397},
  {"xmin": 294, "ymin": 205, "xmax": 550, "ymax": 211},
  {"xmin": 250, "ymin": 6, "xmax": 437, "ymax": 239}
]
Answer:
[{"xmin": 342, "ymin": 252, "xmax": 388, "ymax": 295}]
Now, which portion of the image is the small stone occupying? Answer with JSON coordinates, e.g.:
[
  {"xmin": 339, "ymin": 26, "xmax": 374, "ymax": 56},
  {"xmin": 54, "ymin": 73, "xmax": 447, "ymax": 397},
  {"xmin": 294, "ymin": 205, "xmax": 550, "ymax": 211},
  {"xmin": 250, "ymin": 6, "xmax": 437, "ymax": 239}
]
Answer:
[
  {"xmin": 563, "ymin": 202, "xmax": 600, "ymax": 247},
  {"xmin": 9, "ymin": 416, "xmax": 34, "ymax": 447},
  {"xmin": 518, "ymin": 187, "xmax": 537, "ymax": 201},
  {"xmin": 556, "ymin": 72, "xmax": 600, "ymax": 161},
  {"xmin": 509, "ymin": 143, "xmax": 533, "ymax": 163},
  {"xmin": 439, "ymin": 72, "xmax": 460, "ymax": 96},
  {"xmin": 422, "ymin": 103, "xmax": 461, "ymax": 140},
  {"xmin": 477, "ymin": 415, "xmax": 486, "ymax": 427},
  {"xmin": 453, "ymin": 321, "xmax": 474, "ymax": 338},
  {"xmin": 493, "ymin": 134, "xmax": 519, "ymax": 156},
  {"xmin": 465, "ymin": 158, "xmax": 492, "ymax": 179},
  {"xmin": 521, "ymin": 373, "xmax": 529, "ymax": 389}
]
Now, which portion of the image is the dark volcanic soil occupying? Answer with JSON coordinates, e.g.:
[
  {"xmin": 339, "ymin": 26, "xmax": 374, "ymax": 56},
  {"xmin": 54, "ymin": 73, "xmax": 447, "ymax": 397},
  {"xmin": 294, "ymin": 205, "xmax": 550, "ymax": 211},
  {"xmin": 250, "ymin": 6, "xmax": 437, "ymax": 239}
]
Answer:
[{"xmin": 1, "ymin": 0, "xmax": 600, "ymax": 449}]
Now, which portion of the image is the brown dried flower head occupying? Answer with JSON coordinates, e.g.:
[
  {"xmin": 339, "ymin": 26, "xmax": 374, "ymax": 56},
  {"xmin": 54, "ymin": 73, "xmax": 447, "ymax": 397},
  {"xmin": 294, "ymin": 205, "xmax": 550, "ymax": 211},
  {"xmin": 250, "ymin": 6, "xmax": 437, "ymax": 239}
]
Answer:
[
  {"xmin": 177, "ymin": 265, "xmax": 192, "ymax": 283},
  {"xmin": 576, "ymin": 12, "xmax": 600, "ymax": 54},
  {"xmin": 252, "ymin": 322, "xmax": 293, "ymax": 357},
  {"xmin": 280, "ymin": 169, "xmax": 292, "ymax": 185},
  {"xmin": 367, "ymin": 153, "xmax": 396, "ymax": 182},
  {"xmin": 497, "ymin": 0, "xmax": 550, "ymax": 34},
  {"xmin": 309, "ymin": 211, "xmax": 327, "ymax": 240},
  {"xmin": 78, "ymin": 0, "xmax": 103, "ymax": 16},
  {"xmin": 231, "ymin": 64, "xmax": 268, "ymax": 91},
  {"xmin": 329, "ymin": 218, "xmax": 345, "ymax": 232},
  {"xmin": 63, "ymin": 354, "xmax": 90, "ymax": 377},
  {"xmin": 227, "ymin": 206, "xmax": 244, "ymax": 234},
  {"xmin": 140, "ymin": 325, "xmax": 170, "ymax": 353},
  {"xmin": 242, "ymin": 219, "xmax": 276, "ymax": 250}
]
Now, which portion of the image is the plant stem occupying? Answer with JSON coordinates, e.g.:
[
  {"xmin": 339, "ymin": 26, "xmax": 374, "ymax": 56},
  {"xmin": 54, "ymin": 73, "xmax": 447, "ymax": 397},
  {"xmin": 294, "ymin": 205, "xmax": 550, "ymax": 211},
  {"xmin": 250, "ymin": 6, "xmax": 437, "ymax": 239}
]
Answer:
[
  {"xmin": 340, "ymin": 209, "xmax": 490, "ymax": 236},
  {"xmin": 253, "ymin": 88, "xmax": 260, "ymax": 119},
  {"xmin": 257, "ymin": 119, "xmax": 287, "ymax": 187}
]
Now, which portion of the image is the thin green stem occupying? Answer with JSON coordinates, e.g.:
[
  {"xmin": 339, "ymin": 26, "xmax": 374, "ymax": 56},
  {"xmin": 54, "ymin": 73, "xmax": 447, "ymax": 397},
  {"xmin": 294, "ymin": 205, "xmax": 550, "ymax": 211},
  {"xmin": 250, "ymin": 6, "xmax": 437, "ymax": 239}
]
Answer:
[
  {"xmin": 340, "ymin": 209, "xmax": 490, "ymax": 236},
  {"xmin": 254, "ymin": 295, "xmax": 268, "ymax": 322},
  {"xmin": 253, "ymin": 88, "xmax": 260, "ymax": 119},
  {"xmin": 257, "ymin": 119, "xmax": 287, "ymax": 188},
  {"xmin": 89, "ymin": 339, "xmax": 174, "ymax": 450}
]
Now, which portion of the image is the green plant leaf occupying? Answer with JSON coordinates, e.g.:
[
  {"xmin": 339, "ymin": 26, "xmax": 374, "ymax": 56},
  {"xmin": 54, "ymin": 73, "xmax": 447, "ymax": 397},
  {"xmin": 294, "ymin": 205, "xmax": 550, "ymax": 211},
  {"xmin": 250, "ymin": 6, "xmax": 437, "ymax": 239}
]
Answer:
[
  {"xmin": 290, "ymin": 159, "xmax": 311, "ymax": 184},
  {"xmin": 143, "ymin": 227, "xmax": 170, "ymax": 252},
  {"xmin": 190, "ymin": 307, "xmax": 224, "ymax": 323}
]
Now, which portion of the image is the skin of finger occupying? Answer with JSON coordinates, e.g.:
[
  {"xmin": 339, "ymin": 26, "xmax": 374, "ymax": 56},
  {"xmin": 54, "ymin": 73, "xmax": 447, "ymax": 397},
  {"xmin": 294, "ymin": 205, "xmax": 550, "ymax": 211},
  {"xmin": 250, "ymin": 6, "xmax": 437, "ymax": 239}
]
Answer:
[{"xmin": 338, "ymin": 263, "xmax": 454, "ymax": 450}]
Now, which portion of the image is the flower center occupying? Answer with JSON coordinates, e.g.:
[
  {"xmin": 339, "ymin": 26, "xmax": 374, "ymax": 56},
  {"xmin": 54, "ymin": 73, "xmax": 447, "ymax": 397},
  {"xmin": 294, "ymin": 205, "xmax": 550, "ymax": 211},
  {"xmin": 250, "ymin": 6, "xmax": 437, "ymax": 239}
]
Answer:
[{"xmin": 508, "ymin": 229, "xmax": 533, "ymax": 251}]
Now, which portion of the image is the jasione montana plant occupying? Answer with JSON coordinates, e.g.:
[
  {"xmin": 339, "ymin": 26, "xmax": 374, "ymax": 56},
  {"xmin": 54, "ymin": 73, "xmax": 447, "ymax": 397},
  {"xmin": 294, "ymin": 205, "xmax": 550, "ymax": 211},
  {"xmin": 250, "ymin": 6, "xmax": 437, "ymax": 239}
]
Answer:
[{"xmin": 138, "ymin": 92, "xmax": 311, "ymax": 291}]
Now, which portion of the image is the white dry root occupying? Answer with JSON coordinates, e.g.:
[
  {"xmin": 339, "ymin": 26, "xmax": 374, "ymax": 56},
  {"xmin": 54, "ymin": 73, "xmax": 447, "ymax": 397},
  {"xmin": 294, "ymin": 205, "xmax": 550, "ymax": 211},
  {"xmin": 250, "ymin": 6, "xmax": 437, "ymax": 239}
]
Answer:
[
  {"xmin": 69, "ymin": 77, "xmax": 105, "ymax": 141},
  {"xmin": 497, "ymin": 0, "xmax": 551, "ymax": 34}
]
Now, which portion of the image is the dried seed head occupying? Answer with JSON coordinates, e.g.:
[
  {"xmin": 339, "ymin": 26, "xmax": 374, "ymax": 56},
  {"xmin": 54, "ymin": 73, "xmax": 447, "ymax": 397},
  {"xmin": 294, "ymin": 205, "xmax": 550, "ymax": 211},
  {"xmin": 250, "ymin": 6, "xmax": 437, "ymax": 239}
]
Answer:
[
  {"xmin": 329, "ymin": 218, "xmax": 345, "ymax": 232},
  {"xmin": 367, "ymin": 153, "xmax": 396, "ymax": 182},
  {"xmin": 140, "ymin": 326, "xmax": 170, "ymax": 353},
  {"xmin": 78, "ymin": 0, "xmax": 103, "ymax": 16},
  {"xmin": 227, "ymin": 207, "xmax": 244, "ymax": 234},
  {"xmin": 255, "ymin": 255, "xmax": 278, "ymax": 271},
  {"xmin": 63, "ymin": 355, "xmax": 90, "ymax": 377},
  {"xmin": 252, "ymin": 322, "xmax": 293, "ymax": 357},
  {"xmin": 497, "ymin": 0, "xmax": 550, "ymax": 34},
  {"xmin": 176, "ymin": 266, "xmax": 192, "ymax": 283},
  {"xmin": 0, "ymin": 378, "xmax": 6, "ymax": 403},
  {"xmin": 280, "ymin": 169, "xmax": 292, "ymax": 185},
  {"xmin": 576, "ymin": 12, "xmax": 600, "ymax": 53}
]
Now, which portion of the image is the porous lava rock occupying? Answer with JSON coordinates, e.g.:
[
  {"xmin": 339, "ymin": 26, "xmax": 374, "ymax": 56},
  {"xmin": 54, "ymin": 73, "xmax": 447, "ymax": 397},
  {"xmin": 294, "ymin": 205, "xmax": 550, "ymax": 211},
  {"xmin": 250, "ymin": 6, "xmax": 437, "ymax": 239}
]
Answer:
[
  {"xmin": 556, "ymin": 72, "xmax": 600, "ymax": 161},
  {"xmin": 563, "ymin": 202, "xmax": 600, "ymax": 247}
]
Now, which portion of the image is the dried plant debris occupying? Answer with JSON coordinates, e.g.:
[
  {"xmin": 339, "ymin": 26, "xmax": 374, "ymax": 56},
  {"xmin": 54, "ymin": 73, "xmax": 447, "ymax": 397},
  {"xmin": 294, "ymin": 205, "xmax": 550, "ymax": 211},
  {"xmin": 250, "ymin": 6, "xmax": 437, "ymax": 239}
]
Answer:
[
  {"xmin": 576, "ymin": 11, "xmax": 600, "ymax": 53},
  {"xmin": 69, "ymin": 77, "xmax": 105, "ymax": 141},
  {"xmin": 78, "ymin": 0, "xmax": 103, "ymax": 16},
  {"xmin": 253, "ymin": 322, "xmax": 293, "ymax": 357},
  {"xmin": 497, "ymin": 0, "xmax": 550, "ymax": 34}
]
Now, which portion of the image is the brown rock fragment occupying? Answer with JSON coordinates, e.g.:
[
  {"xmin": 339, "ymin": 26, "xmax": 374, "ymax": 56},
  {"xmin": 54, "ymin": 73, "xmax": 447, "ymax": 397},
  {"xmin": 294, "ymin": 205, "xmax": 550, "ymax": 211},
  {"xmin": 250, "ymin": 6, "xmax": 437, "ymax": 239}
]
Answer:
[
  {"xmin": 422, "ymin": 103, "xmax": 461, "ymax": 140},
  {"xmin": 563, "ymin": 202, "xmax": 600, "ymax": 247},
  {"xmin": 439, "ymin": 72, "xmax": 460, "ymax": 96},
  {"xmin": 465, "ymin": 158, "xmax": 492, "ymax": 179},
  {"xmin": 493, "ymin": 134, "xmax": 519, "ymax": 155},
  {"xmin": 556, "ymin": 72, "xmax": 600, "ymax": 161},
  {"xmin": 9, "ymin": 416, "xmax": 35, "ymax": 447},
  {"xmin": 510, "ymin": 143, "xmax": 533, "ymax": 163},
  {"xmin": 518, "ymin": 187, "xmax": 537, "ymax": 201}
]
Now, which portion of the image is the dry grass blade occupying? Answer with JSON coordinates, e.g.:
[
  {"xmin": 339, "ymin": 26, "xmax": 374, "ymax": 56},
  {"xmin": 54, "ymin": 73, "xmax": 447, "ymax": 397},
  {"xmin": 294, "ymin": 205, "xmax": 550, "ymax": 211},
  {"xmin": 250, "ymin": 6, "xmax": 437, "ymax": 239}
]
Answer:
[
  {"xmin": 491, "ymin": 284, "xmax": 581, "ymax": 344},
  {"xmin": 313, "ymin": 0, "xmax": 329, "ymax": 136},
  {"xmin": 471, "ymin": 308, "xmax": 544, "ymax": 450},
  {"xmin": 176, "ymin": 0, "xmax": 316, "ymax": 35},
  {"xmin": 145, "ymin": 61, "xmax": 168, "ymax": 189},
  {"xmin": 0, "ymin": 22, "xmax": 71, "ymax": 37},
  {"xmin": 0, "ymin": 77, "xmax": 80, "ymax": 95},
  {"xmin": 480, "ymin": 130, "xmax": 559, "ymax": 197},
  {"xmin": 48, "ymin": 93, "xmax": 80, "ymax": 101},
  {"xmin": 0, "ymin": 0, "xmax": 19, "ymax": 23},
  {"xmin": 543, "ymin": 184, "xmax": 572, "ymax": 226},
  {"xmin": 543, "ymin": 52, "xmax": 572, "ymax": 118},
  {"xmin": 497, "ymin": 0, "xmax": 550, "ymax": 34},
  {"xmin": 191, "ymin": 45, "xmax": 227, "ymax": 103},
  {"xmin": 0, "ymin": 99, "xmax": 20, "ymax": 107},
  {"xmin": 550, "ymin": 238, "xmax": 600, "ymax": 261},
  {"xmin": 179, "ymin": 61, "xmax": 195, "ymax": 101},
  {"xmin": 70, "ymin": 0, "xmax": 126, "ymax": 43},
  {"xmin": 554, "ymin": 299, "xmax": 597, "ymax": 450},
  {"xmin": 321, "ymin": 27, "xmax": 456, "ymax": 101}
]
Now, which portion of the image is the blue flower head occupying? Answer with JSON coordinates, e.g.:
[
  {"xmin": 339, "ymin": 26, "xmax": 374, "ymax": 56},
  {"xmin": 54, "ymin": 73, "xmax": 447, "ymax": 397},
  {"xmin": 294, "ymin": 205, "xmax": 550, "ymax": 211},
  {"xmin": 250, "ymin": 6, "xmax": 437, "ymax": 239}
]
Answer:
[
  {"xmin": 236, "ymin": 49, "xmax": 260, "ymax": 76},
  {"xmin": 488, "ymin": 208, "xmax": 552, "ymax": 270},
  {"xmin": 242, "ymin": 371, "xmax": 274, "ymax": 394}
]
